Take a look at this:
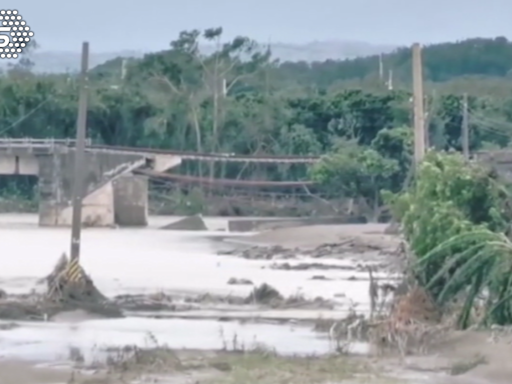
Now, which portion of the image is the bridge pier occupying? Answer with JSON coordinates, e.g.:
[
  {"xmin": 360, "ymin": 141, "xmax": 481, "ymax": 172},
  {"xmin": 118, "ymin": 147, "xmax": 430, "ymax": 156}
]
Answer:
[
  {"xmin": 113, "ymin": 175, "xmax": 148, "ymax": 226},
  {"xmin": 37, "ymin": 151, "xmax": 151, "ymax": 227}
]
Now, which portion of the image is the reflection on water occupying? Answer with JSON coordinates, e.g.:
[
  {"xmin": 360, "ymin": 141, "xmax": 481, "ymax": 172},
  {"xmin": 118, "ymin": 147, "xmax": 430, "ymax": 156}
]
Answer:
[{"xmin": 0, "ymin": 317, "xmax": 371, "ymax": 362}]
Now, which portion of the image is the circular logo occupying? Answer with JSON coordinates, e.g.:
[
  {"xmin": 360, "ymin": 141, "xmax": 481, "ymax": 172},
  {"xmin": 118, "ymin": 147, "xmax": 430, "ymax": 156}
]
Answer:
[{"xmin": 0, "ymin": 9, "xmax": 34, "ymax": 59}]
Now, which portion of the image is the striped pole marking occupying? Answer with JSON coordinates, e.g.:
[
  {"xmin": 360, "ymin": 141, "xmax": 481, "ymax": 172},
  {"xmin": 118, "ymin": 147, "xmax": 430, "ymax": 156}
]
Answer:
[{"xmin": 65, "ymin": 257, "xmax": 84, "ymax": 283}]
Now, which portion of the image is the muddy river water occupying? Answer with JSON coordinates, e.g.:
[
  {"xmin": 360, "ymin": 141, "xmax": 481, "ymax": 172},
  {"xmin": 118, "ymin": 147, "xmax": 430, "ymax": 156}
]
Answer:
[{"xmin": 0, "ymin": 214, "xmax": 377, "ymax": 361}]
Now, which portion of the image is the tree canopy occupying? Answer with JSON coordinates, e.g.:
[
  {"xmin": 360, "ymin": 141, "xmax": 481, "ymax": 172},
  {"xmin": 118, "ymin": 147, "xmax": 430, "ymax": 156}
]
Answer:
[{"xmin": 2, "ymin": 31, "xmax": 512, "ymax": 215}]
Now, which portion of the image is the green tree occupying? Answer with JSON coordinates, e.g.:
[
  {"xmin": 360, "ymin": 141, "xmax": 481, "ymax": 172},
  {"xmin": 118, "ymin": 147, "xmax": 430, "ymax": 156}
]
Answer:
[{"xmin": 310, "ymin": 141, "xmax": 399, "ymax": 221}]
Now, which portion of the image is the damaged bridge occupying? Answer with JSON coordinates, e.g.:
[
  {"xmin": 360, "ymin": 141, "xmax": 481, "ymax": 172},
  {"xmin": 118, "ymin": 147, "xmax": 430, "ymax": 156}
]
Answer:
[{"xmin": 0, "ymin": 139, "xmax": 181, "ymax": 227}]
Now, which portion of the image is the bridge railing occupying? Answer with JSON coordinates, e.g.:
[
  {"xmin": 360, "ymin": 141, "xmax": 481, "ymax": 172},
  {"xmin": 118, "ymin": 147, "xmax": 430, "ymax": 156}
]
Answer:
[
  {"xmin": 0, "ymin": 137, "xmax": 319, "ymax": 163},
  {"xmin": 0, "ymin": 138, "xmax": 92, "ymax": 147}
]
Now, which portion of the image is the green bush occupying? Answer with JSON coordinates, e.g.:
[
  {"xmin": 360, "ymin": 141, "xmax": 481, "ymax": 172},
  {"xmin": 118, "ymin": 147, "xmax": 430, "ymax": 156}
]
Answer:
[{"xmin": 386, "ymin": 151, "xmax": 512, "ymax": 327}]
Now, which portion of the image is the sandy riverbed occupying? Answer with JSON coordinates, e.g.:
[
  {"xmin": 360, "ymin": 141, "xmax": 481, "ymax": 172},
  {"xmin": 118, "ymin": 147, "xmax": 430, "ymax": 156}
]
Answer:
[{"xmin": 245, "ymin": 223, "xmax": 399, "ymax": 249}]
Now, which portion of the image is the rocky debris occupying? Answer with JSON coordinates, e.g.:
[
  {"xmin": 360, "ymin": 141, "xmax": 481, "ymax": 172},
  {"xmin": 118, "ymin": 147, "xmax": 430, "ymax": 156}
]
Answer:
[
  {"xmin": 117, "ymin": 288, "xmax": 333, "ymax": 311},
  {"xmin": 269, "ymin": 262, "xmax": 354, "ymax": 271},
  {"xmin": 218, "ymin": 245, "xmax": 297, "ymax": 260},
  {"xmin": 244, "ymin": 283, "xmax": 333, "ymax": 309},
  {"xmin": 114, "ymin": 293, "xmax": 181, "ymax": 311},
  {"xmin": 218, "ymin": 238, "xmax": 406, "ymax": 276},
  {"xmin": 0, "ymin": 290, "xmax": 47, "ymax": 321},
  {"xmin": 0, "ymin": 284, "xmax": 336, "ymax": 321},
  {"xmin": 160, "ymin": 215, "xmax": 208, "ymax": 231},
  {"xmin": 245, "ymin": 283, "xmax": 283, "ymax": 305},
  {"xmin": 310, "ymin": 275, "xmax": 331, "ymax": 280},
  {"xmin": 227, "ymin": 277, "xmax": 254, "ymax": 285},
  {"xmin": 218, "ymin": 239, "xmax": 402, "ymax": 261},
  {"xmin": 301, "ymin": 240, "xmax": 398, "ymax": 257},
  {"xmin": 185, "ymin": 293, "xmax": 246, "ymax": 306},
  {"xmin": 284, "ymin": 295, "xmax": 334, "ymax": 310}
]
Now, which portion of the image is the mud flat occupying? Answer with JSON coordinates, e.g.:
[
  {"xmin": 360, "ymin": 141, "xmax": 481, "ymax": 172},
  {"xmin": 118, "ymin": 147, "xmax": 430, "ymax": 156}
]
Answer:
[
  {"xmin": 2, "ymin": 331, "xmax": 512, "ymax": 384},
  {"xmin": 238, "ymin": 223, "xmax": 399, "ymax": 248},
  {"xmin": 0, "ymin": 350, "xmax": 394, "ymax": 384}
]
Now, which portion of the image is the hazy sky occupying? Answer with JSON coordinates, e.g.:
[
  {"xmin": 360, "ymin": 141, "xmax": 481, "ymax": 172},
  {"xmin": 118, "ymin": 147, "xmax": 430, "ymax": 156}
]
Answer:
[{"xmin": 3, "ymin": 0, "xmax": 512, "ymax": 52}]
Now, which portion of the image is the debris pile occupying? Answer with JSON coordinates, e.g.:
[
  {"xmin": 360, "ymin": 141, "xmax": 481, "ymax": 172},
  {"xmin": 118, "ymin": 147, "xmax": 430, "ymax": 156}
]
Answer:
[
  {"xmin": 218, "ymin": 245, "xmax": 296, "ymax": 260},
  {"xmin": 42, "ymin": 253, "xmax": 122, "ymax": 317},
  {"xmin": 244, "ymin": 283, "xmax": 283, "ymax": 305}
]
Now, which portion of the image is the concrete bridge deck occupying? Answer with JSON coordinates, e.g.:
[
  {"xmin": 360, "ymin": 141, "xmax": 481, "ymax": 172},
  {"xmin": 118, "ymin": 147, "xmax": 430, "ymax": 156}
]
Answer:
[
  {"xmin": 0, "ymin": 138, "xmax": 319, "ymax": 163},
  {"xmin": 0, "ymin": 139, "xmax": 182, "ymax": 227}
]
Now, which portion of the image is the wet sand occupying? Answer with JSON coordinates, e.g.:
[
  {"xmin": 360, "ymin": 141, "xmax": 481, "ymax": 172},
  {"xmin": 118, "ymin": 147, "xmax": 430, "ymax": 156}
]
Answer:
[
  {"xmin": 0, "ymin": 361, "xmax": 72, "ymax": 384},
  {"xmin": 245, "ymin": 222, "xmax": 399, "ymax": 249},
  {"xmin": 4, "ymin": 332, "xmax": 512, "ymax": 384}
]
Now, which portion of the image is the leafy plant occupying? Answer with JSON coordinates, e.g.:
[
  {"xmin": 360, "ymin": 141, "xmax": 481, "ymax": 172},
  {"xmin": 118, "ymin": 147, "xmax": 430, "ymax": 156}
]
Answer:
[{"xmin": 387, "ymin": 151, "xmax": 512, "ymax": 327}]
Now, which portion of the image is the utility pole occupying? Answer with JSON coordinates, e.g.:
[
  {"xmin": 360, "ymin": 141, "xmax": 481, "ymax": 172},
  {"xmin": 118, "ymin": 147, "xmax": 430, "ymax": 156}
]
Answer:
[
  {"xmin": 387, "ymin": 69, "xmax": 393, "ymax": 90},
  {"xmin": 70, "ymin": 42, "xmax": 89, "ymax": 261},
  {"xmin": 378, "ymin": 54, "xmax": 383, "ymax": 82},
  {"xmin": 424, "ymin": 95, "xmax": 429, "ymax": 149},
  {"xmin": 121, "ymin": 58, "xmax": 127, "ymax": 81},
  {"xmin": 462, "ymin": 93, "xmax": 469, "ymax": 160},
  {"xmin": 412, "ymin": 43, "xmax": 426, "ymax": 165}
]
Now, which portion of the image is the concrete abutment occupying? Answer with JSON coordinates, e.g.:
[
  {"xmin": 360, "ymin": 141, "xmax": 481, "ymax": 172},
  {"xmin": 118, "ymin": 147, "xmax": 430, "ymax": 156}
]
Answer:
[
  {"xmin": 113, "ymin": 175, "xmax": 148, "ymax": 227},
  {"xmin": 36, "ymin": 151, "xmax": 163, "ymax": 227}
]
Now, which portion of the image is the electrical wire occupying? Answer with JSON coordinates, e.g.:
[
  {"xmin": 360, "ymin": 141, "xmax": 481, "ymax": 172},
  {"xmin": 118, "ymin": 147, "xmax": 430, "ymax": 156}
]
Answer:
[
  {"xmin": 469, "ymin": 113, "xmax": 512, "ymax": 139},
  {"xmin": 0, "ymin": 97, "xmax": 53, "ymax": 136}
]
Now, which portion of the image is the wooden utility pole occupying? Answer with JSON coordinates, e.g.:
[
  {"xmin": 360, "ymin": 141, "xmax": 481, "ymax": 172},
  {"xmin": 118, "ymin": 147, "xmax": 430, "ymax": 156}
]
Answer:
[
  {"xmin": 412, "ymin": 43, "xmax": 426, "ymax": 165},
  {"xmin": 378, "ymin": 54, "xmax": 383, "ymax": 82},
  {"xmin": 70, "ymin": 42, "xmax": 89, "ymax": 261},
  {"xmin": 387, "ymin": 69, "xmax": 393, "ymax": 90},
  {"xmin": 461, "ymin": 93, "xmax": 469, "ymax": 160},
  {"xmin": 424, "ymin": 95, "xmax": 429, "ymax": 149}
]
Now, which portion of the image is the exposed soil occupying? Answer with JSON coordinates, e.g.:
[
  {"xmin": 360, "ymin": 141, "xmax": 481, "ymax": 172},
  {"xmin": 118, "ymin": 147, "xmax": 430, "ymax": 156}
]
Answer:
[{"xmin": 4, "ymin": 330, "xmax": 512, "ymax": 384}]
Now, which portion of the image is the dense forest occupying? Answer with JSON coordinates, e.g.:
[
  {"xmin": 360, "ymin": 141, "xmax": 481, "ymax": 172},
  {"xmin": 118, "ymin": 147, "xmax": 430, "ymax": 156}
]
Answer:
[{"xmin": 2, "ymin": 30, "xmax": 512, "ymax": 216}]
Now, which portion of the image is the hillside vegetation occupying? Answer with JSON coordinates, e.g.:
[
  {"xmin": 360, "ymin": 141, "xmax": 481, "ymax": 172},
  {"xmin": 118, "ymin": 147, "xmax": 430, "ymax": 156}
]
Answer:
[{"xmin": 1, "ymin": 30, "xmax": 512, "ymax": 216}]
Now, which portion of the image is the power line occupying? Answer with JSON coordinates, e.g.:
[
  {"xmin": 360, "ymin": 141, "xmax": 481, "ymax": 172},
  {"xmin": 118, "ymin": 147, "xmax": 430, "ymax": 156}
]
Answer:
[
  {"xmin": 469, "ymin": 114, "xmax": 512, "ymax": 138},
  {"xmin": 0, "ymin": 97, "xmax": 53, "ymax": 136}
]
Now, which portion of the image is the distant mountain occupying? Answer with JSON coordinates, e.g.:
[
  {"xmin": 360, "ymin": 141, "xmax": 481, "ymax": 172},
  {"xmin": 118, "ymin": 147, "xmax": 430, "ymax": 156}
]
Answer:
[
  {"xmin": 267, "ymin": 40, "xmax": 397, "ymax": 62},
  {"xmin": 0, "ymin": 41, "xmax": 397, "ymax": 73}
]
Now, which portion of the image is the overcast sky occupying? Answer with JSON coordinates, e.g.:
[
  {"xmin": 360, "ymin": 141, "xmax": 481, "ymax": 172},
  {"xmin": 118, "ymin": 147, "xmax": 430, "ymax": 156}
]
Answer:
[{"xmin": 3, "ymin": 0, "xmax": 512, "ymax": 52}]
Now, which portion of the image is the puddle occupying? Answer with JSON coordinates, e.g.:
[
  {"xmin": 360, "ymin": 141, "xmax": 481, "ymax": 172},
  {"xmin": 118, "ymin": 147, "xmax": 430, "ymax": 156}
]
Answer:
[{"xmin": 0, "ymin": 318, "xmax": 368, "ymax": 362}]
